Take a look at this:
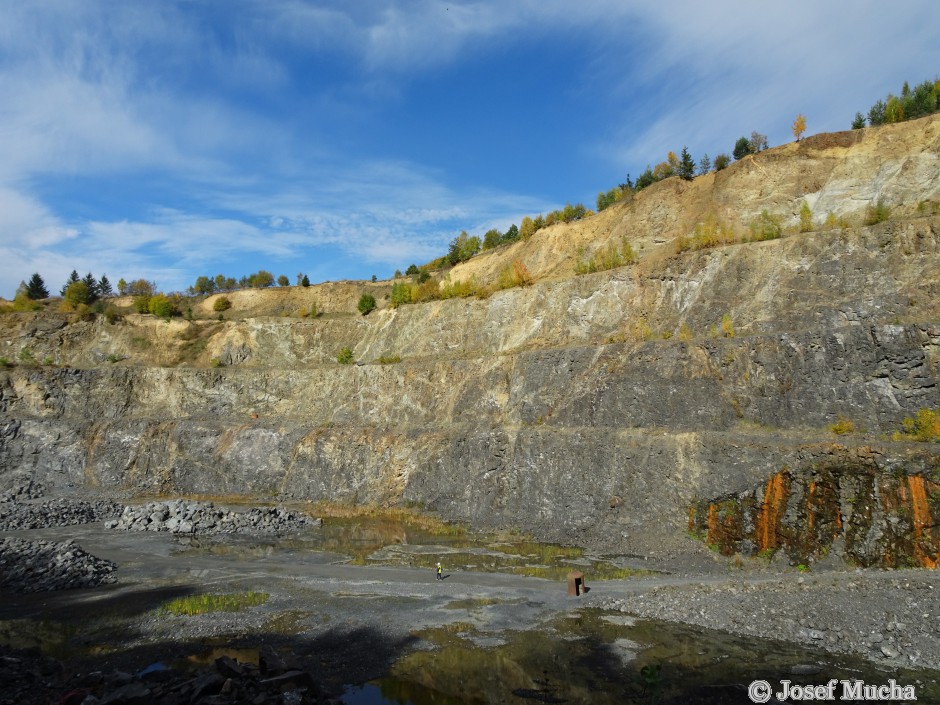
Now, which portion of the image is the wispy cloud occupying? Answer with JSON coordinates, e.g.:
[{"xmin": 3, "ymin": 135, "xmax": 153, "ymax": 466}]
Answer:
[{"xmin": 1, "ymin": 1, "xmax": 938, "ymax": 296}]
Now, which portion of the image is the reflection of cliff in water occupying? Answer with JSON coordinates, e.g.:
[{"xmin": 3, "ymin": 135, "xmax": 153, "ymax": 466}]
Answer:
[{"xmin": 344, "ymin": 610, "xmax": 940, "ymax": 705}]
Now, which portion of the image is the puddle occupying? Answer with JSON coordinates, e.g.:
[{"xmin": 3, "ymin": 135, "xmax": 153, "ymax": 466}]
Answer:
[{"xmin": 341, "ymin": 610, "xmax": 940, "ymax": 705}]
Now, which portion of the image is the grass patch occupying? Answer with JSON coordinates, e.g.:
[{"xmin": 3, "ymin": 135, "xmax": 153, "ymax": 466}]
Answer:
[
  {"xmin": 160, "ymin": 591, "xmax": 268, "ymax": 616},
  {"xmin": 828, "ymin": 415, "xmax": 856, "ymax": 435},
  {"xmin": 893, "ymin": 408, "xmax": 940, "ymax": 443},
  {"xmin": 677, "ymin": 215, "xmax": 735, "ymax": 252},
  {"xmin": 864, "ymin": 199, "xmax": 891, "ymax": 225},
  {"xmin": 309, "ymin": 502, "xmax": 466, "ymax": 536},
  {"xmin": 575, "ymin": 237, "xmax": 636, "ymax": 274}
]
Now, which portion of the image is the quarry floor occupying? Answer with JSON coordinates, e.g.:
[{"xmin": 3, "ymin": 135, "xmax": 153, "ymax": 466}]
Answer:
[{"xmin": 2, "ymin": 518, "xmax": 940, "ymax": 703}]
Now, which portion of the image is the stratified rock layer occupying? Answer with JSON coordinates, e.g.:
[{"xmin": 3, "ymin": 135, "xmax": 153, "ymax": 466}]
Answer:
[{"xmin": 1, "ymin": 117, "xmax": 939, "ymax": 560}]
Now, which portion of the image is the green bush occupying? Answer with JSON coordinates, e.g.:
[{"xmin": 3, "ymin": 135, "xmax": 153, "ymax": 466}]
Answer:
[
  {"xmin": 677, "ymin": 215, "xmax": 735, "ymax": 252},
  {"xmin": 213, "ymin": 296, "xmax": 232, "ymax": 312},
  {"xmin": 895, "ymin": 408, "xmax": 940, "ymax": 443},
  {"xmin": 799, "ymin": 201, "xmax": 813, "ymax": 233},
  {"xmin": 133, "ymin": 295, "xmax": 151, "ymax": 314},
  {"xmin": 864, "ymin": 199, "xmax": 891, "ymax": 225},
  {"xmin": 63, "ymin": 281, "xmax": 92, "ymax": 308},
  {"xmin": 575, "ymin": 238, "xmax": 636, "ymax": 274},
  {"xmin": 337, "ymin": 347, "xmax": 354, "ymax": 364},
  {"xmin": 357, "ymin": 293, "xmax": 376, "ymax": 315},
  {"xmin": 148, "ymin": 294, "xmax": 176, "ymax": 319},
  {"xmin": 439, "ymin": 277, "xmax": 477, "ymax": 299},
  {"xmin": 748, "ymin": 210, "xmax": 782, "ymax": 241},
  {"xmin": 390, "ymin": 282, "xmax": 413, "ymax": 308}
]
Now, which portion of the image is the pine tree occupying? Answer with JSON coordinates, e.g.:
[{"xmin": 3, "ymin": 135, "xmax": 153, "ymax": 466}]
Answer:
[
  {"xmin": 732, "ymin": 137, "xmax": 752, "ymax": 160},
  {"xmin": 61, "ymin": 270, "xmax": 80, "ymax": 296},
  {"xmin": 98, "ymin": 274, "xmax": 113, "ymax": 297},
  {"xmin": 81, "ymin": 273, "xmax": 99, "ymax": 302},
  {"xmin": 678, "ymin": 147, "xmax": 696, "ymax": 181},
  {"xmin": 25, "ymin": 273, "xmax": 49, "ymax": 300},
  {"xmin": 698, "ymin": 154, "xmax": 711, "ymax": 175},
  {"xmin": 851, "ymin": 112, "xmax": 866, "ymax": 130},
  {"xmin": 301, "ymin": 275, "xmax": 310, "ymax": 287}
]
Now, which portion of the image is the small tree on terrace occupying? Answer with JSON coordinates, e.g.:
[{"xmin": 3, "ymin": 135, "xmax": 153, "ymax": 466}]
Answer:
[
  {"xmin": 81, "ymin": 273, "xmax": 99, "ymax": 302},
  {"xmin": 193, "ymin": 276, "xmax": 216, "ymax": 295},
  {"xmin": 117, "ymin": 278, "xmax": 128, "ymax": 296},
  {"xmin": 358, "ymin": 293, "xmax": 376, "ymax": 315},
  {"xmin": 792, "ymin": 114, "xmax": 807, "ymax": 141},
  {"xmin": 502, "ymin": 224, "xmax": 519, "ymax": 243},
  {"xmin": 126, "ymin": 279, "xmax": 156, "ymax": 297},
  {"xmin": 25, "ymin": 273, "xmax": 49, "ymax": 300},
  {"xmin": 97, "ymin": 274, "xmax": 113, "ymax": 297},
  {"xmin": 60, "ymin": 270, "xmax": 80, "ymax": 296},
  {"xmin": 851, "ymin": 112, "xmax": 866, "ymax": 130},
  {"xmin": 733, "ymin": 137, "xmax": 753, "ymax": 160},
  {"xmin": 301, "ymin": 275, "xmax": 310, "ymax": 287},
  {"xmin": 749, "ymin": 131, "xmax": 768, "ymax": 153},
  {"xmin": 698, "ymin": 154, "xmax": 711, "ymax": 175},
  {"xmin": 482, "ymin": 228, "xmax": 502, "ymax": 250},
  {"xmin": 63, "ymin": 281, "xmax": 91, "ymax": 308},
  {"xmin": 277, "ymin": 274, "xmax": 290, "ymax": 287},
  {"xmin": 713, "ymin": 153, "xmax": 731, "ymax": 171},
  {"xmin": 678, "ymin": 147, "xmax": 696, "ymax": 181}
]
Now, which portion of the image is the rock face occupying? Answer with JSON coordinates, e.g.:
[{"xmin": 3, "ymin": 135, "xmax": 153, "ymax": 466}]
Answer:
[{"xmin": 1, "ymin": 117, "xmax": 939, "ymax": 558}]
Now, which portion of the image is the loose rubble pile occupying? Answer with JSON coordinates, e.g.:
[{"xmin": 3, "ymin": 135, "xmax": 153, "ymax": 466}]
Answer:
[
  {"xmin": 0, "ymin": 497, "xmax": 123, "ymax": 531},
  {"xmin": 0, "ymin": 475, "xmax": 122, "ymax": 531},
  {"xmin": 0, "ymin": 643, "xmax": 338, "ymax": 705},
  {"xmin": 0, "ymin": 537, "xmax": 117, "ymax": 593},
  {"xmin": 105, "ymin": 499, "xmax": 320, "ymax": 535}
]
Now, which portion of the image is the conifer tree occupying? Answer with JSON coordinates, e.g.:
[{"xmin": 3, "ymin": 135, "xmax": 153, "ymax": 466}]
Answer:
[
  {"xmin": 25, "ymin": 273, "xmax": 49, "ymax": 299},
  {"xmin": 81, "ymin": 272, "xmax": 99, "ymax": 302},
  {"xmin": 678, "ymin": 146, "xmax": 696, "ymax": 181},
  {"xmin": 98, "ymin": 274, "xmax": 113, "ymax": 297},
  {"xmin": 61, "ymin": 270, "xmax": 80, "ymax": 296}
]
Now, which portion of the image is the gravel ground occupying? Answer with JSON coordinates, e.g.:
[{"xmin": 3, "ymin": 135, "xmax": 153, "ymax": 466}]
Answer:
[
  {"xmin": 596, "ymin": 569, "xmax": 940, "ymax": 671},
  {"xmin": 2, "ymin": 489, "xmax": 940, "ymax": 702}
]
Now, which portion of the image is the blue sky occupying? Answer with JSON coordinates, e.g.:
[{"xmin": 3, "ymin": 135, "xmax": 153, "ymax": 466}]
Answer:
[{"xmin": 1, "ymin": 1, "xmax": 938, "ymax": 297}]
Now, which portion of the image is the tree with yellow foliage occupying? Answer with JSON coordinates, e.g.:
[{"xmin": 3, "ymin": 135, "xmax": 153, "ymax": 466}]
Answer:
[{"xmin": 792, "ymin": 113, "xmax": 806, "ymax": 141}]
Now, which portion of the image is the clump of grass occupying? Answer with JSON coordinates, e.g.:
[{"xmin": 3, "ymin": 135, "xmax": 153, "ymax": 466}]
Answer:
[
  {"xmin": 720, "ymin": 313, "xmax": 734, "ymax": 338},
  {"xmin": 575, "ymin": 237, "xmax": 636, "ymax": 275},
  {"xmin": 677, "ymin": 215, "xmax": 735, "ymax": 252},
  {"xmin": 161, "ymin": 591, "xmax": 268, "ymax": 616},
  {"xmin": 824, "ymin": 212, "xmax": 851, "ymax": 230},
  {"xmin": 864, "ymin": 198, "xmax": 891, "ymax": 225},
  {"xmin": 747, "ymin": 210, "xmax": 782, "ymax": 242},
  {"xmin": 828, "ymin": 415, "xmax": 856, "ymax": 435},
  {"xmin": 375, "ymin": 354, "xmax": 402, "ymax": 364},
  {"xmin": 495, "ymin": 260, "xmax": 533, "ymax": 290},
  {"xmin": 439, "ymin": 277, "xmax": 477, "ymax": 299}
]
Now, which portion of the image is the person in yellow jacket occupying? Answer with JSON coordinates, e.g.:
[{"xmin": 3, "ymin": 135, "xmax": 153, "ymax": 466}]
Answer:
[{"xmin": 436, "ymin": 562, "xmax": 443, "ymax": 581}]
